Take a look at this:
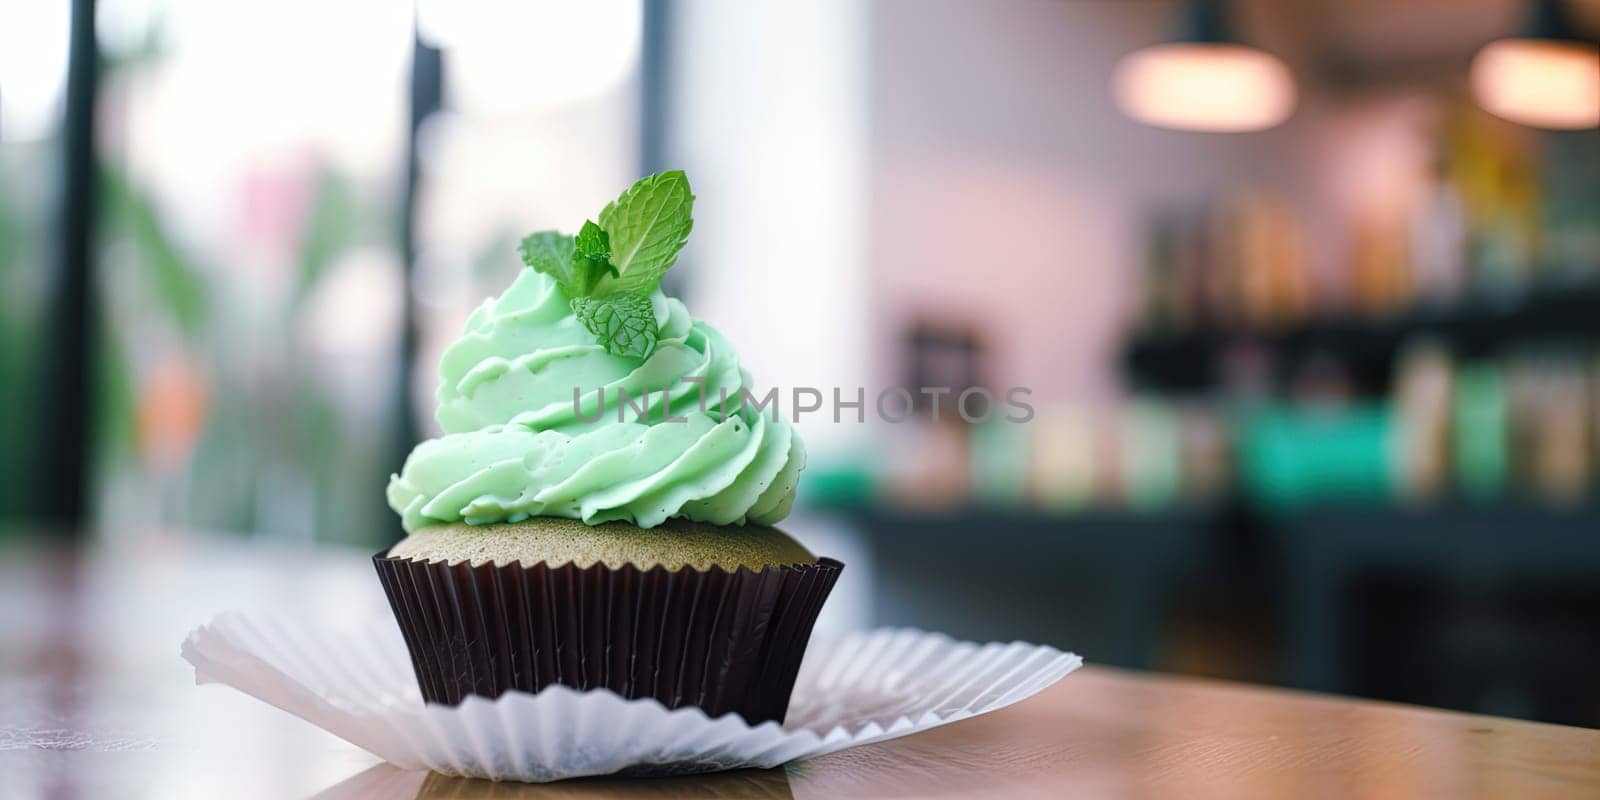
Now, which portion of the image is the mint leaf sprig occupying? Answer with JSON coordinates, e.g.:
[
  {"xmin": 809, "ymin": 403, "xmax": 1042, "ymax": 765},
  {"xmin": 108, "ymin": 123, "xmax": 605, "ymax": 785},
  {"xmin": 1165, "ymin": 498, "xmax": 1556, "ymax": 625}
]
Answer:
[{"xmin": 517, "ymin": 171, "xmax": 694, "ymax": 358}]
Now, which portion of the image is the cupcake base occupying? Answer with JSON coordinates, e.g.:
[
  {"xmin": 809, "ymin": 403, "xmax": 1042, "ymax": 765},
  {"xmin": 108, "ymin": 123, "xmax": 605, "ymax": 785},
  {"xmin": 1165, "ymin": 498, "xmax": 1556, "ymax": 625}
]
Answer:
[{"xmin": 373, "ymin": 553, "xmax": 843, "ymax": 726}]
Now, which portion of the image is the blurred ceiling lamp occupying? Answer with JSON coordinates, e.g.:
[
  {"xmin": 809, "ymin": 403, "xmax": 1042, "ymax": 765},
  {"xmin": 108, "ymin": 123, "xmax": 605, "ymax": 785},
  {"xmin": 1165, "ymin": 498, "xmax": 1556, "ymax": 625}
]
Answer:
[
  {"xmin": 1113, "ymin": 0, "xmax": 1296, "ymax": 133},
  {"xmin": 1469, "ymin": 0, "xmax": 1599, "ymax": 130}
]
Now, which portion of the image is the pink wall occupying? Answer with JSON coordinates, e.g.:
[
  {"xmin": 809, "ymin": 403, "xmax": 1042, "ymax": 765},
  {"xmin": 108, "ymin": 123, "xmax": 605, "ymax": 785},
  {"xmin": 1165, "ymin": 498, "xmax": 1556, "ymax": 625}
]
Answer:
[{"xmin": 865, "ymin": 0, "xmax": 1512, "ymax": 405}]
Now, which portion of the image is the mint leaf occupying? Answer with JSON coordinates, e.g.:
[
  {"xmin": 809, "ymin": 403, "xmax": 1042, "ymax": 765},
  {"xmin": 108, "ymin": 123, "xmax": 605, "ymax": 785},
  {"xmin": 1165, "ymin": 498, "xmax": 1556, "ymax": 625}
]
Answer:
[
  {"xmin": 572, "ymin": 292, "xmax": 657, "ymax": 359},
  {"xmin": 574, "ymin": 219, "xmax": 612, "ymax": 265},
  {"xmin": 569, "ymin": 219, "xmax": 619, "ymax": 295},
  {"xmin": 519, "ymin": 172, "xmax": 693, "ymax": 356},
  {"xmin": 519, "ymin": 231, "xmax": 578, "ymax": 293},
  {"xmin": 593, "ymin": 171, "xmax": 693, "ymax": 296},
  {"xmin": 520, "ymin": 226, "xmax": 618, "ymax": 298}
]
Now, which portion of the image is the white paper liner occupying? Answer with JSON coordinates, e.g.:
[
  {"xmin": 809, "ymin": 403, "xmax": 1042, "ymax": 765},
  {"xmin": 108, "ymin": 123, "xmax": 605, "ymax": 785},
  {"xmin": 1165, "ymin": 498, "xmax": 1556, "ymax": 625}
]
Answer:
[{"xmin": 182, "ymin": 611, "xmax": 1081, "ymax": 782}]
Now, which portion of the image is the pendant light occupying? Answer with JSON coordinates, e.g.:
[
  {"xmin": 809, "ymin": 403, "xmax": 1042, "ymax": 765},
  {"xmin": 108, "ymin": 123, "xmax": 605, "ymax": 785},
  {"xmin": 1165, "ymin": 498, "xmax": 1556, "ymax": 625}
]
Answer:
[
  {"xmin": 1113, "ymin": 0, "xmax": 1296, "ymax": 133},
  {"xmin": 1470, "ymin": 0, "xmax": 1599, "ymax": 130}
]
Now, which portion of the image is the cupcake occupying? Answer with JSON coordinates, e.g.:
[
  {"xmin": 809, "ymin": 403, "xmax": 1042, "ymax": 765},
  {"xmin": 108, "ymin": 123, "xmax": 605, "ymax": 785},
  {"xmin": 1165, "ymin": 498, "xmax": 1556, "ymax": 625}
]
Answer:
[{"xmin": 375, "ymin": 172, "xmax": 841, "ymax": 726}]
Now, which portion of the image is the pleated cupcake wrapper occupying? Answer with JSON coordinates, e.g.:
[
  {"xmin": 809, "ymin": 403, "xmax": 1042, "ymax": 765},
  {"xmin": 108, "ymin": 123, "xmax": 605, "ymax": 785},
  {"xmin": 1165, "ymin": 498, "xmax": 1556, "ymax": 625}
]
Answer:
[
  {"xmin": 373, "ymin": 555, "xmax": 843, "ymax": 725},
  {"xmin": 183, "ymin": 612, "xmax": 1082, "ymax": 782}
]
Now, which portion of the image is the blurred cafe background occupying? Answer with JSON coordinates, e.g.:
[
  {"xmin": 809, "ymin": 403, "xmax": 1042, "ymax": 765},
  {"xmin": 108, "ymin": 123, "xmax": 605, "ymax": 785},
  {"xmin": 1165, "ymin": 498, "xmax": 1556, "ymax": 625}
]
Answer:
[{"xmin": 3, "ymin": 0, "xmax": 1599, "ymax": 754}]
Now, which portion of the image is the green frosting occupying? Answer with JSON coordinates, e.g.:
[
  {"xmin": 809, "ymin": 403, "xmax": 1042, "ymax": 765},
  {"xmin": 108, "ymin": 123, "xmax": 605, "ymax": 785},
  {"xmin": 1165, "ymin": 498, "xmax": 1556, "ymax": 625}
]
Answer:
[{"xmin": 387, "ymin": 269, "xmax": 804, "ymax": 532}]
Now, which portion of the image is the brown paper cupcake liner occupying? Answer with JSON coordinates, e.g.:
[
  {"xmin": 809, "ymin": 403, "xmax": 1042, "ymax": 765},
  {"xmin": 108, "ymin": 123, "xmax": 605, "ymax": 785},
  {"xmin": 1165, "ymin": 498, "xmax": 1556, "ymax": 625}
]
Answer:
[{"xmin": 373, "ymin": 553, "xmax": 843, "ymax": 726}]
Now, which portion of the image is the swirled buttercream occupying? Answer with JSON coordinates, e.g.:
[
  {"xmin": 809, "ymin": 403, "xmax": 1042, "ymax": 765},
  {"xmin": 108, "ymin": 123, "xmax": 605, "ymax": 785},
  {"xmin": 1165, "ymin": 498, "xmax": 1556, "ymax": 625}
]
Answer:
[{"xmin": 387, "ymin": 269, "xmax": 803, "ymax": 532}]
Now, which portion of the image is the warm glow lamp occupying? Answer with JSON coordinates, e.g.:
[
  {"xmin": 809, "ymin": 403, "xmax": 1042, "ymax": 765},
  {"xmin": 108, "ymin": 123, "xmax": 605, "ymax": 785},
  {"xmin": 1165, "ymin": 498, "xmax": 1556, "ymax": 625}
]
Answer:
[
  {"xmin": 1113, "ymin": 0, "xmax": 1296, "ymax": 133},
  {"xmin": 1470, "ymin": 0, "xmax": 1599, "ymax": 130}
]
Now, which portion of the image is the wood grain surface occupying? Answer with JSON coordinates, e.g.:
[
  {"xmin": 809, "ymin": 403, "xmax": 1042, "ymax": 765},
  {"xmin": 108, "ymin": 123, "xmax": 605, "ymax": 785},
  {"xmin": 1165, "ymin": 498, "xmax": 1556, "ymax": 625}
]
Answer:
[{"xmin": 2, "ymin": 541, "xmax": 1596, "ymax": 799}]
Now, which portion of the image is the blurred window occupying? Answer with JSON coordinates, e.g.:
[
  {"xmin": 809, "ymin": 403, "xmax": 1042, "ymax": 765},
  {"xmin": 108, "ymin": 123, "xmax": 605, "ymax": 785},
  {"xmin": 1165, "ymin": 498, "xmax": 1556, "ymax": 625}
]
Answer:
[
  {"xmin": 92, "ymin": 0, "xmax": 412, "ymax": 544},
  {"xmin": 0, "ymin": 0, "xmax": 73, "ymax": 524}
]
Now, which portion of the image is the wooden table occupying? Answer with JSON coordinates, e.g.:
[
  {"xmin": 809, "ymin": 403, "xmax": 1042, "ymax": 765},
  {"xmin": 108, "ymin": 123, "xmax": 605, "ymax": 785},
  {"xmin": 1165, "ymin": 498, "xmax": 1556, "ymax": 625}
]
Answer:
[{"xmin": 3, "ymin": 538, "xmax": 1596, "ymax": 799}]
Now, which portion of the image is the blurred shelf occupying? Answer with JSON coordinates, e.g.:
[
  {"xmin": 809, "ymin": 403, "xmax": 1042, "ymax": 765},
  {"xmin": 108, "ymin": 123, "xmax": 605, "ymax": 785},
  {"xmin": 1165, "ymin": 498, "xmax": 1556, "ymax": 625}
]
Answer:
[
  {"xmin": 837, "ymin": 500, "xmax": 1597, "ymax": 535},
  {"xmin": 1275, "ymin": 501, "xmax": 1600, "ymax": 575},
  {"xmin": 841, "ymin": 499, "xmax": 1600, "ymax": 577},
  {"xmin": 849, "ymin": 505, "xmax": 1215, "ymax": 541},
  {"xmin": 844, "ymin": 505, "xmax": 1213, "ymax": 670},
  {"xmin": 1122, "ymin": 281, "xmax": 1600, "ymax": 395},
  {"xmin": 1272, "ymin": 501, "xmax": 1600, "ymax": 697},
  {"xmin": 835, "ymin": 500, "xmax": 1600, "ymax": 723}
]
